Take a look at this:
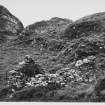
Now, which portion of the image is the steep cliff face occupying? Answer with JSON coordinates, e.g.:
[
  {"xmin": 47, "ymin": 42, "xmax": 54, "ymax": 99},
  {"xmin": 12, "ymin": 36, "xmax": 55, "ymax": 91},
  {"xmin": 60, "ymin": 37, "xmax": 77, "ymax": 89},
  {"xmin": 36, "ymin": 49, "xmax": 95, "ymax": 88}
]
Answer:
[{"xmin": 0, "ymin": 5, "xmax": 24, "ymax": 43}]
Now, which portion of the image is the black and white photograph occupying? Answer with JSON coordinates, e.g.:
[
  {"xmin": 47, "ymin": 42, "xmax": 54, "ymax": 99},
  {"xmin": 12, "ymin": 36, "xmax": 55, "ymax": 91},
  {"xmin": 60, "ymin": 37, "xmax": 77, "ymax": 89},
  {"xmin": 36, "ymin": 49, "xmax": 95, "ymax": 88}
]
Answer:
[{"xmin": 0, "ymin": 0, "xmax": 105, "ymax": 102}]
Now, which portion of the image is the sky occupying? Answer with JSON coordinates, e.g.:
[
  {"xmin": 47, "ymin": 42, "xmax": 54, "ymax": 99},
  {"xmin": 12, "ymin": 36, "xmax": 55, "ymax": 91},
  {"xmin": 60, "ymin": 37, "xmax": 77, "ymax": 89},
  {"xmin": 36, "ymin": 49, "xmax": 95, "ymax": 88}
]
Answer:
[{"xmin": 0, "ymin": 0, "xmax": 105, "ymax": 26}]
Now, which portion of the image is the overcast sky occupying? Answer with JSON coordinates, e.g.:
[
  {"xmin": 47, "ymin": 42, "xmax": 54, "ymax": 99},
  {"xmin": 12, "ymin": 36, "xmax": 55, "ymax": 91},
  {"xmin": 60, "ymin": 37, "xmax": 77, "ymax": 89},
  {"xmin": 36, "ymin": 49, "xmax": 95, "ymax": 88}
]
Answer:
[{"xmin": 1, "ymin": 0, "xmax": 105, "ymax": 26}]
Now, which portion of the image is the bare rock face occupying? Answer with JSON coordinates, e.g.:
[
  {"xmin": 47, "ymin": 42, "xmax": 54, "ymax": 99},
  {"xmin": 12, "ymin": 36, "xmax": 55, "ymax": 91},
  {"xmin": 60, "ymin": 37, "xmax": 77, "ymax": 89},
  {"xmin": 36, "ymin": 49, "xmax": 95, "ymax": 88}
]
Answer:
[{"xmin": 0, "ymin": 5, "xmax": 24, "ymax": 43}]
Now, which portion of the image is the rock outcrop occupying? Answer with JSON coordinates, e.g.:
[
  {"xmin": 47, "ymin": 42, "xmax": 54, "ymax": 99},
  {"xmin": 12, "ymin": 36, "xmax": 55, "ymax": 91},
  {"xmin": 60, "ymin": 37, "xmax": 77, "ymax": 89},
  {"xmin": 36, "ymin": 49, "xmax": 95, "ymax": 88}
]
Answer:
[
  {"xmin": 0, "ymin": 5, "xmax": 24, "ymax": 43},
  {"xmin": 63, "ymin": 12, "xmax": 105, "ymax": 40}
]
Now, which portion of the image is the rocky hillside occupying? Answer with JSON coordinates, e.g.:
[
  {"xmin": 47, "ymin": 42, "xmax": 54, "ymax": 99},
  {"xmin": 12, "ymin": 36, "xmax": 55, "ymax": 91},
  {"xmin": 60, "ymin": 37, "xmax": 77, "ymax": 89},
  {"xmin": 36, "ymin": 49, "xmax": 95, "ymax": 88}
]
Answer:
[
  {"xmin": 63, "ymin": 12, "xmax": 105, "ymax": 40},
  {"xmin": 15, "ymin": 17, "xmax": 72, "ymax": 53},
  {"xmin": 56, "ymin": 12, "xmax": 105, "ymax": 78},
  {"xmin": 0, "ymin": 5, "xmax": 24, "ymax": 43},
  {"xmin": 1, "ymin": 6, "xmax": 105, "ymax": 102},
  {"xmin": 23, "ymin": 17, "xmax": 72, "ymax": 39}
]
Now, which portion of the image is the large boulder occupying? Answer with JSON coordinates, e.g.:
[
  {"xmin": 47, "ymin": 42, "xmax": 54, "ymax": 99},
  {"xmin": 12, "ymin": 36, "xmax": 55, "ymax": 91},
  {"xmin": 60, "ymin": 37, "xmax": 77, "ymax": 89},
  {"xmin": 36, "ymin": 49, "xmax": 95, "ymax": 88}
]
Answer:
[{"xmin": 0, "ymin": 5, "xmax": 24, "ymax": 43}]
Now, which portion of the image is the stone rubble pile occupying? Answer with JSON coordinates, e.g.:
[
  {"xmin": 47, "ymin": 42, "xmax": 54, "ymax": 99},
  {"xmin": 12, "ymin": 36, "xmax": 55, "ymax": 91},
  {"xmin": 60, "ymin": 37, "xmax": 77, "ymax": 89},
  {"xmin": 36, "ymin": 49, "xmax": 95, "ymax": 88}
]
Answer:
[
  {"xmin": 8, "ymin": 68, "xmax": 84, "ymax": 92},
  {"xmin": 7, "ymin": 55, "xmax": 97, "ymax": 98}
]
